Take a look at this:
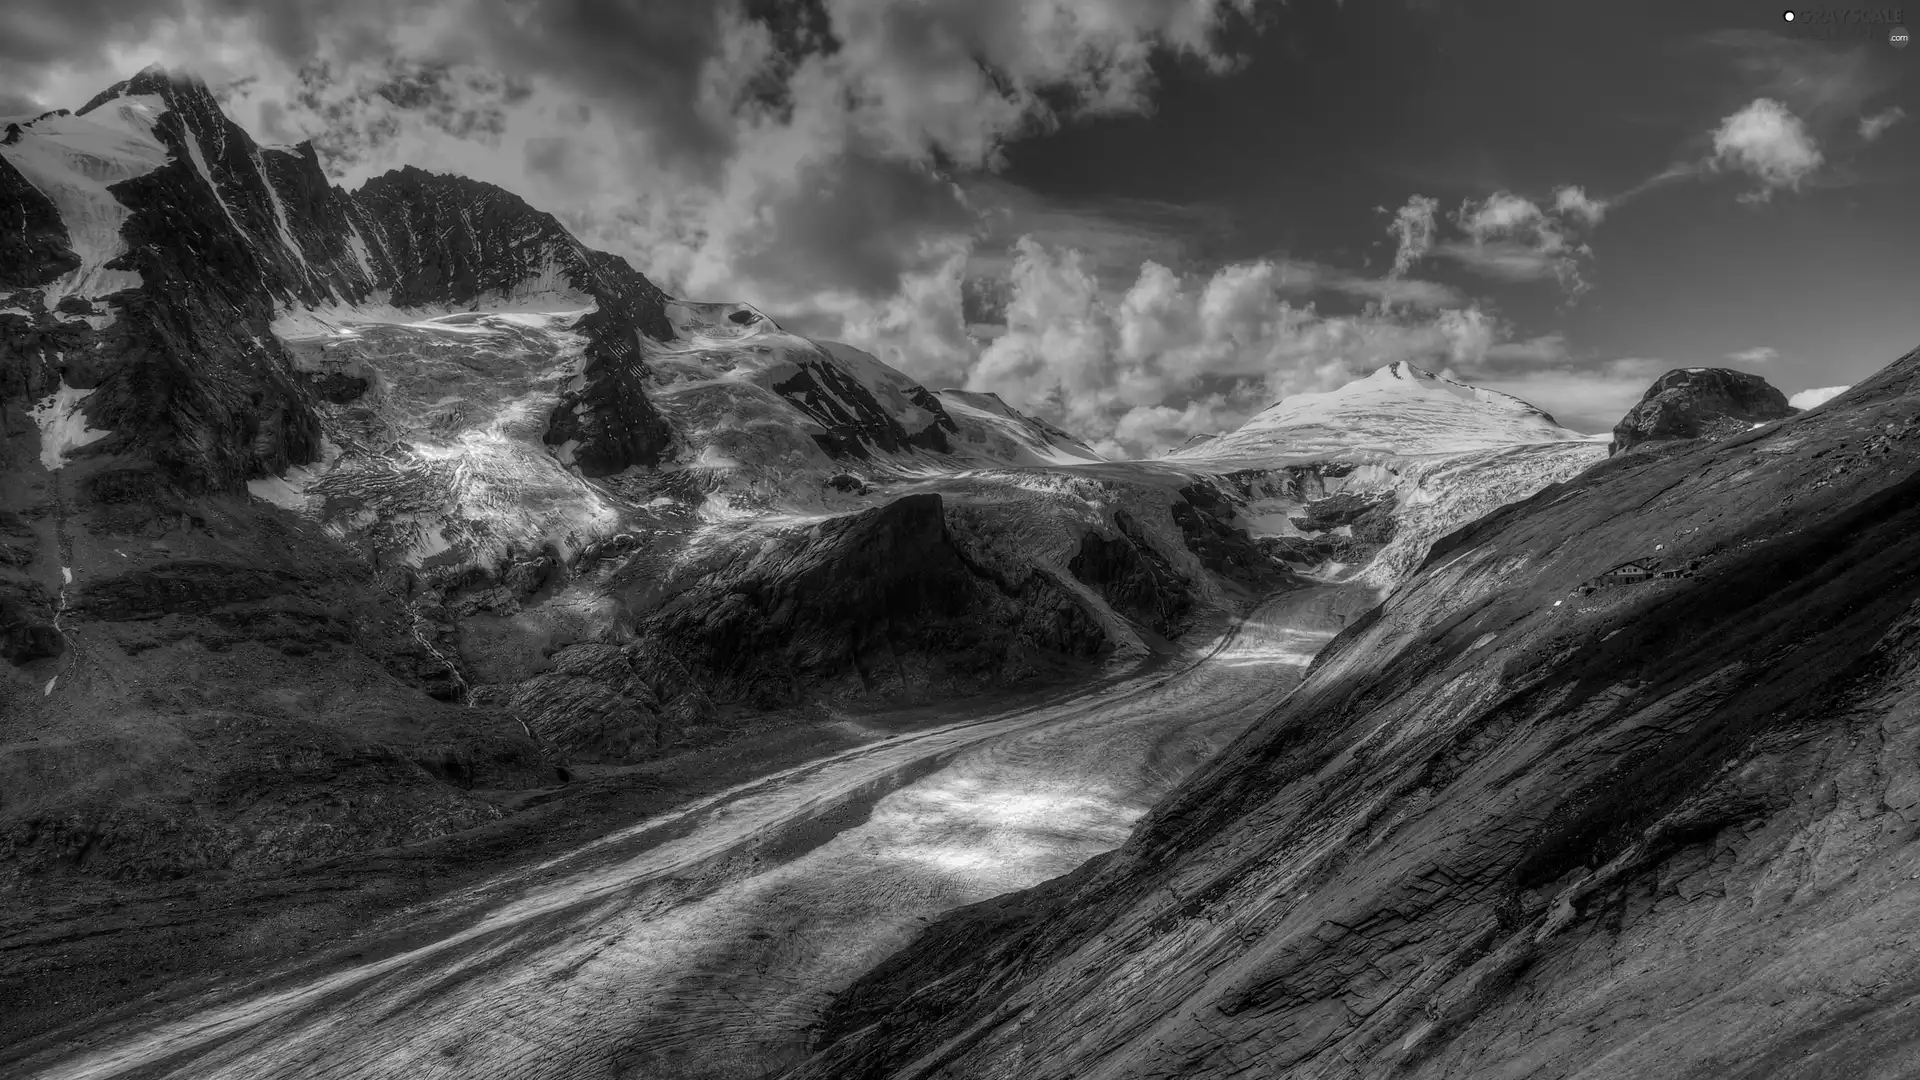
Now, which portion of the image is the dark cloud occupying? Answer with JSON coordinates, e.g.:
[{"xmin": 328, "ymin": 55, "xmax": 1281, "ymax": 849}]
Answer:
[
  {"xmin": 465, "ymin": 0, "xmax": 737, "ymax": 172},
  {"xmin": 733, "ymin": 153, "xmax": 975, "ymax": 298}
]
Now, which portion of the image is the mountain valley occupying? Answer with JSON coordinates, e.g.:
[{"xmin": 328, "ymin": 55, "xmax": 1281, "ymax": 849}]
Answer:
[{"xmin": 1, "ymin": 61, "xmax": 1913, "ymax": 1080}]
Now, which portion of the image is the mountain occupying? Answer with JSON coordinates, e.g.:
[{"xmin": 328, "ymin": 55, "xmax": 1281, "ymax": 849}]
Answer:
[
  {"xmin": 1610, "ymin": 366, "xmax": 1798, "ymax": 456},
  {"xmin": 793, "ymin": 343, "xmax": 1920, "ymax": 1080},
  {"xmin": 1161, "ymin": 362, "xmax": 1608, "ymax": 588},
  {"xmin": 0, "ymin": 68, "xmax": 1263, "ymax": 900},
  {"xmin": 1173, "ymin": 361, "xmax": 1594, "ymax": 466},
  {"xmin": 0, "ymin": 67, "xmax": 1632, "ymax": 1049}
]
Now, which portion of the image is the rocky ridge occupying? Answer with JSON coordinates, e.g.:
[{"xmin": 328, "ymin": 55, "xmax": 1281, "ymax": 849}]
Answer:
[{"xmin": 791, "ymin": 344, "xmax": 1920, "ymax": 1080}]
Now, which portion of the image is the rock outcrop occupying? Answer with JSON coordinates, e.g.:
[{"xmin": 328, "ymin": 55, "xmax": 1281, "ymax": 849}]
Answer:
[
  {"xmin": 626, "ymin": 493, "xmax": 1109, "ymax": 712},
  {"xmin": 1610, "ymin": 366, "xmax": 1796, "ymax": 455},
  {"xmin": 791, "ymin": 349, "xmax": 1920, "ymax": 1080},
  {"xmin": 1068, "ymin": 509, "xmax": 1195, "ymax": 640}
]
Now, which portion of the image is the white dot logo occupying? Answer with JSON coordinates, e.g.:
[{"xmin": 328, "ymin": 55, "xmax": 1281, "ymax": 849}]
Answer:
[
  {"xmin": 1783, "ymin": 9, "xmax": 1796, "ymax": 21},
  {"xmin": 1894, "ymin": 25, "xmax": 1911, "ymax": 48}
]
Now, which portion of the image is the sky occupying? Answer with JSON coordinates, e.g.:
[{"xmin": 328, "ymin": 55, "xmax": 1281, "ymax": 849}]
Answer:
[{"xmin": 3, "ymin": 0, "xmax": 1915, "ymax": 457}]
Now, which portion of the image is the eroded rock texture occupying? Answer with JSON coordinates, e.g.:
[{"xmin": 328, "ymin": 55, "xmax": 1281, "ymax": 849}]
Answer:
[
  {"xmin": 1610, "ymin": 367, "xmax": 1796, "ymax": 456},
  {"xmin": 627, "ymin": 493, "xmax": 1108, "ymax": 711},
  {"xmin": 794, "ymin": 356, "xmax": 1920, "ymax": 1080}
]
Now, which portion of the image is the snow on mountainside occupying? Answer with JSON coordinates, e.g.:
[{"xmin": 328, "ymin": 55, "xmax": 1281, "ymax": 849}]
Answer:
[
  {"xmin": 934, "ymin": 390, "xmax": 1106, "ymax": 467},
  {"xmin": 1157, "ymin": 362, "xmax": 1608, "ymax": 588},
  {"xmin": 0, "ymin": 66, "xmax": 1606, "ymax": 620},
  {"xmin": 1175, "ymin": 360, "xmax": 1597, "ymax": 465},
  {"xmin": 0, "ymin": 98, "xmax": 172, "ymax": 320},
  {"xmin": 0, "ymin": 70, "xmax": 1643, "ymax": 1039}
]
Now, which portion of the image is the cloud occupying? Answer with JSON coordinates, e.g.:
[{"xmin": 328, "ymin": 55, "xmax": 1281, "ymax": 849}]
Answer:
[
  {"xmin": 1552, "ymin": 185, "xmax": 1607, "ymax": 226},
  {"xmin": 1483, "ymin": 333, "xmax": 1573, "ymax": 369},
  {"xmin": 962, "ymin": 238, "xmax": 1512, "ymax": 456},
  {"xmin": 1433, "ymin": 190, "xmax": 1598, "ymax": 296},
  {"xmin": 1323, "ymin": 274, "xmax": 1463, "ymax": 310},
  {"xmin": 1, "ymin": 0, "xmax": 1278, "ymax": 385},
  {"xmin": 1725, "ymin": 346, "xmax": 1780, "ymax": 365},
  {"xmin": 1860, "ymin": 105, "xmax": 1906, "ymax": 142},
  {"xmin": 1704, "ymin": 30, "xmax": 1901, "ymax": 128},
  {"xmin": 1710, "ymin": 97, "xmax": 1824, "ymax": 201},
  {"xmin": 1788, "ymin": 385, "xmax": 1849, "ymax": 410},
  {"xmin": 1468, "ymin": 357, "xmax": 1668, "ymax": 433},
  {"xmin": 1382, "ymin": 194, "xmax": 1438, "ymax": 279}
]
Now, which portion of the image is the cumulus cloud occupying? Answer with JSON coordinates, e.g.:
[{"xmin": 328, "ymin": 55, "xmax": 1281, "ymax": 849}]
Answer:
[
  {"xmin": 963, "ymin": 238, "xmax": 1510, "ymax": 457},
  {"xmin": 1432, "ymin": 190, "xmax": 1598, "ymax": 296},
  {"xmin": 1725, "ymin": 346, "xmax": 1779, "ymax": 365},
  {"xmin": 1711, "ymin": 97, "xmax": 1823, "ymax": 202},
  {"xmin": 1788, "ymin": 385, "xmax": 1850, "ymax": 410},
  {"xmin": 1860, "ymin": 105, "xmax": 1907, "ymax": 142},
  {"xmin": 1552, "ymin": 185, "xmax": 1606, "ymax": 226}
]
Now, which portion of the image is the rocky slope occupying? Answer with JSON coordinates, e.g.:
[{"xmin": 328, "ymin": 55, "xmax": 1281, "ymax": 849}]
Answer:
[
  {"xmin": 0, "ymin": 67, "xmax": 1277, "ymax": 905},
  {"xmin": 1610, "ymin": 366, "xmax": 1796, "ymax": 455},
  {"xmin": 1170, "ymin": 364, "xmax": 1609, "ymax": 588},
  {"xmin": 0, "ymin": 65, "xmax": 1620, "ymax": 1040},
  {"xmin": 789, "ymin": 343, "xmax": 1920, "ymax": 1080}
]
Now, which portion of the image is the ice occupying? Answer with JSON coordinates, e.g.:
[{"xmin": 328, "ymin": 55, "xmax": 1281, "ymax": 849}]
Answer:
[
  {"xmin": 0, "ymin": 96, "xmax": 171, "ymax": 310},
  {"xmin": 936, "ymin": 390, "xmax": 1106, "ymax": 466},
  {"xmin": 29, "ymin": 381, "xmax": 111, "ymax": 470},
  {"xmin": 1172, "ymin": 361, "xmax": 1587, "ymax": 465}
]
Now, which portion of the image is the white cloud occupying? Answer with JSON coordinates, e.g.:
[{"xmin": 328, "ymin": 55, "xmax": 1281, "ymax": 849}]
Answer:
[
  {"xmin": 1382, "ymin": 194, "xmax": 1438, "ymax": 279},
  {"xmin": 1433, "ymin": 190, "xmax": 1597, "ymax": 296},
  {"xmin": 1725, "ymin": 346, "xmax": 1780, "ymax": 365},
  {"xmin": 1860, "ymin": 105, "xmax": 1907, "ymax": 142},
  {"xmin": 1711, "ymin": 97, "xmax": 1823, "ymax": 201},
  {"xmin": 1788, "ymin": 385, "xmax": 1849, "ymax": 410},
  {"xmin": 1552, "ymin": 185, "xmax": 1607, "ymax": 226},
  {"xmin": 963, "ymin": 239, "xmax": 1514, "ymax": 456}
]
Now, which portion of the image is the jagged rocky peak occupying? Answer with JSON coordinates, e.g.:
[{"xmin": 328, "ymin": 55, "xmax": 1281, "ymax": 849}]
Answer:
[{"xmin": 1609, "ymin": 366, "xmax": 1797, "ymax": 455}]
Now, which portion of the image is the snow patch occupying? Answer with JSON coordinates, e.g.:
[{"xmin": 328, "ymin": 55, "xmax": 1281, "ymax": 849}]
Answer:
[
  {"xmin": 937, "ymin": 390, "xmax": 1105, "ymax": 467},
  {"xmin": 181, "ymin": 125, "xmax": 245, "ymax": 236},
  {"xmin": 29, "ymin": 381, "xmax": 112, "ymax": 470},
  {"xmin": 0, "ymin": 97, "xmax": 171, "ymax": 310},
  {"xmin": 251, "ymin": 145, "xmax": 313, "ymax": 284}
]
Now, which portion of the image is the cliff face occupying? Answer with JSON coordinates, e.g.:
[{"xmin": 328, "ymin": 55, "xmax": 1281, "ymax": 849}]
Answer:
[
  {"xmin": 793, "ymin": 346, "xmax": 1920, "ymax": 1080},
  {"xmin": 1610, "ymin": 367, "xmax": 1796, "ymax": 456}
]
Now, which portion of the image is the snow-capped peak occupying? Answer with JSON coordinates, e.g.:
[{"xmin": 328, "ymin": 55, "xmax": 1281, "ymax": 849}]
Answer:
[{"xmin": 1172, "ymin": 361, "xmax": 1587, "ymax": 464}]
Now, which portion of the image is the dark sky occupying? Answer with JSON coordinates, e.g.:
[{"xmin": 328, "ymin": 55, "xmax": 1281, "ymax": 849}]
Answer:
[{"xmin": 1003, "ymin": 0, "xmax": 1919, "ymax": 402}]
